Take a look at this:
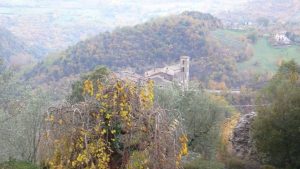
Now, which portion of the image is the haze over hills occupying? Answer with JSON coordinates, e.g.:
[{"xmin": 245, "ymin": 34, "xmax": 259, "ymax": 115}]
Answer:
[
  {"xmin": 1, "ymin": 1, "xmax": 300, "ymax": 169},
  {"xmin": 1, "ymin": 0, "xmax": 298, "ymax": 62},
  {"xmin": 1, "ymin": 0, "xmax": 299, "ymax": 58},
  {"xmin": 0, "ymin": 27, "xmax": 43, "ymax": 66},
  {"xmin": 24, "ymin": 9, "xmax": 300, "ymax": 89},
  {"xmin": 220, "ymin": 0, "xmax": 300, "ymax": 24},
  {"xmin": 1, "ymin": 0, "xmax": 299, "ymax": 83},
  {"xmin": 245, "ymin": 0, "xmax": 300, "ymax": 22},
  {"xmin": 0, "ymin": 0, "xmax": 249, "ymax": 57},
  {"xmin": 26, "ymin": 12, "xmax": 238, "ymax": 85},
  {"xmin": 26, "ymin": 12, "xmax": 260, "ymax": 86}
]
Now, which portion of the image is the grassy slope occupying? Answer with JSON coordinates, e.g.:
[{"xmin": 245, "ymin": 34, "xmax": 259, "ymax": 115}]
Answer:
[
  {"xmin": 0, "ymin": 161, "xmax": 39, "ymax": 169},
  {"xmin": 213, "ymin": 29, "xmax": 300, "ymax": 74},
  {"xmin": 239, "ymin": 38, "xmax": 300, "ymax": 73}
]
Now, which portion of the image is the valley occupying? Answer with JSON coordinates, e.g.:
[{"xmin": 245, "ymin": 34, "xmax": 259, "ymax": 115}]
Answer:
[{"xmin": 0, "ymin": 1, "xmax": 300, "ymax": 169}]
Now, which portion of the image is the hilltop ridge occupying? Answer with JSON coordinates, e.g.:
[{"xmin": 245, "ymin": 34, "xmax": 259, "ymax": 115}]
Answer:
[{"xmin": 26, "ymin": 12, "xmax": 240, "ymax": 86}]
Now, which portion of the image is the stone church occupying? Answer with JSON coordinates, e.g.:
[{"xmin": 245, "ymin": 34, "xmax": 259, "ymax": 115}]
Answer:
[{"xmin": 144, "ymin": 56, "xmax": 190, "ymax": 89}]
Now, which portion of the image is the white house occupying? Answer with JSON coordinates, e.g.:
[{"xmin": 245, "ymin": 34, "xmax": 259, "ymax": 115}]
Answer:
[{"xmin": 274, "ymin": 32, "xmax": 291, "ymax": 45}]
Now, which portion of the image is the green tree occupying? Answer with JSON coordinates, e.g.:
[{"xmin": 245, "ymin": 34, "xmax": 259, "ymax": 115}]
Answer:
[
  {"xmin": 0, "ymin": 65, "xmax": 50, "ymax": 163},
  {"xmin": 252, "ymin": 60, "xmax": 300, "ymax": 169},
  {"xmin": 155, "ymin": 83, "xmax": 232, "ymax": 159},
  {"xmin": 247, "ymin": 32, "xmax": 258, "ymax": 44},
  {"xmin": 67, "ymin": 66, "xmax": 110, "ymax": 104}
]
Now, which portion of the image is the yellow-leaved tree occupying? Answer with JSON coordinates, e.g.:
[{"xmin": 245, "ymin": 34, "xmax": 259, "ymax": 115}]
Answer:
[{"xmin": 42, "ymin": 70, "xmax": 187, "ymax": 169}]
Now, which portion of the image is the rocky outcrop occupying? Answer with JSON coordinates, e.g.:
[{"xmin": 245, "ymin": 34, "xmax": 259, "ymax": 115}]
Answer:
[{"xmin": 230, "ymin": 112, "xmax": 257, "ymax": 160}]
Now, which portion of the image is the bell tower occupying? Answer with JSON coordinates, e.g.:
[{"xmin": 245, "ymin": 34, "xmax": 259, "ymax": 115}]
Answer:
[{"xmin": 180, "ymin": 56, "xmax": 190, "ymax": 90}]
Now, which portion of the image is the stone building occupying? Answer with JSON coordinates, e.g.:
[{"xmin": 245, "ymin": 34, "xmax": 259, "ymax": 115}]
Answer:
[{"xmin": 144, "ymin": 56, "xmax": 190, "ymax": 90}]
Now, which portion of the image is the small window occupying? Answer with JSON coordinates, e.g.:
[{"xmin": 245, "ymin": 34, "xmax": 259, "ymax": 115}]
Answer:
[{"xmin": 182, "ymin": 67, "xmax": 185, "ymax": 72}]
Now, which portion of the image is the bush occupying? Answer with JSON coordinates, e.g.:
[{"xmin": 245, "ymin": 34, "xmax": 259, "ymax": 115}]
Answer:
[
  {"xmin": 261, "ymin": 165, "xmax": 276, "ymax": 169},
  {"xmin": 155, "ymin": 84, "xmax": 230, "ymax": 159},
  {"xmin": 183, "ymin": 158, "xmax": 224, "ymax": 169},
  {"xmin": 247, "ymin": 33, "xmax": 258, "ymax": 44},
  {"xmin": 0, "ymin": 160, "xmax": 39, "ymax": 169},
  {"xmin": 45, "ymin": 77, "xmax": 186, "ymax": 169},
  {"xmin": 224, "ymin": 157, "xmax": 245, "ymax": 169},
  {"xmin": 252, "ymin": 61, "xmax": 300, "ymax": 169},
  {"xmin": 224, "ymin": 156, "xmax": 260, "ymax": 169}
]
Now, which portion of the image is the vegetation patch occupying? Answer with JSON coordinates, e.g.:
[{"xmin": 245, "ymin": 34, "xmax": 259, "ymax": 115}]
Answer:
[
  {"xmin": 183, "ymin": 158, "xmax": 224, "ymax": 169},
  {"xmin": 238, "ymin": 38, "xmax": 300, "ymax": 73},
  {"xmin": 0, "ymin": 160, "xmax": 39, "ymax": 169}
]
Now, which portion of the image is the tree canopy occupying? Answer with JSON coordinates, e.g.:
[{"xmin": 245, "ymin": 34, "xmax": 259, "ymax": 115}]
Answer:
[
  {"xmin": 252, "ymin": 60, "xmax": 300, "ymax": 169},
  {"xmin": 43, "ymin": 69, "xmax": 188, "ymax": 169}
]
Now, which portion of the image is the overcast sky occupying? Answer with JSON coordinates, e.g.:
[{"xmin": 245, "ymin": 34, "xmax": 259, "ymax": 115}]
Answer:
[{"xmin": 0, "ymin": 0, "xmax": 249, "ymax": 12}]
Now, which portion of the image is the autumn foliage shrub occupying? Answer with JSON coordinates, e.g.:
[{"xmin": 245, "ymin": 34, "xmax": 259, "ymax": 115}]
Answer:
[{"xmin": 42, "ymin": 74, "xmax": 187, "ymax": 169}]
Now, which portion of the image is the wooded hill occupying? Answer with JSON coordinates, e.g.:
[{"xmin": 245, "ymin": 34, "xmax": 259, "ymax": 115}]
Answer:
[
  {"xmin": 25, "ymin": 11, "xmax": 246, "ymax": 87},
  {"xmin": 0, "ymin": 27, "xmax": 44, "ymax": 66}
]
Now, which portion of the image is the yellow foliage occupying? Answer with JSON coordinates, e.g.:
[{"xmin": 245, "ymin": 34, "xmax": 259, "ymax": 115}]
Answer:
[
  {"xmin": 46, "ymin": 78, "xmax": 185, "ymax": 169},
  {"xmin": 179, "ymin": 135, "xmax": 188, "ymax": 156},
  {"xmin": 46, "ymin": 78, "xmax": 159, "ymax": 169},
  {"xmin": 83, "ymin": 80, "xmax": 94, "ymax": 96},
  {"xmin": 126, "ymin": 151, "xmax": 149, "ymax": 169},
  {"xmin": 139, "ymin": 80, "xmax": 154, "ymax": 110},
  {"xmin": 120, "ymin": 110, "xmax": 129, "ymax": 117},
  {"xmin": 177, "ymin": 134, "xmax": 188, "ymax": 166},
  {"xmin": 45, "ymin": 114, "xmax": 54, "ymax": 122},
  {"xmin": 220, "ymin": 113, "xmax": 240, "ymax": 157}
]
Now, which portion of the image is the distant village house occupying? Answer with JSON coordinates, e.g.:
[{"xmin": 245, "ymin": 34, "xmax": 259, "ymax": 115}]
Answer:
[{"xmin": 273, "ymin": 32, "xmax": 291, "ymax": 45}]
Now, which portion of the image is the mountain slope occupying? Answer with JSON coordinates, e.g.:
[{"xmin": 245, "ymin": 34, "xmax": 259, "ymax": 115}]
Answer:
[
  {"xmin": 26, "ymin": 12, "xmax": 251, "ymax": 87},
  {"xmin": 27, "ymin": 12, "xmax": 237, "ymax": 82},
  {"xmin": 0, "ymin": 27, "xmax": 41, "ymax": 66}
]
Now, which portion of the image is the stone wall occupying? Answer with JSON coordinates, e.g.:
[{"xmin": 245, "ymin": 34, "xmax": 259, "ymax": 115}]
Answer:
[{"xmin": 230, "ymin": 112, "xmax": 258, "ymax": 161}]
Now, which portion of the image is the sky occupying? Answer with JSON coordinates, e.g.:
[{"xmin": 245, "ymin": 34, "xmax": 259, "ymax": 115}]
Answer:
[{"xmin": 0, "ymin": 0, "xmax": 248, "ymax": 11}]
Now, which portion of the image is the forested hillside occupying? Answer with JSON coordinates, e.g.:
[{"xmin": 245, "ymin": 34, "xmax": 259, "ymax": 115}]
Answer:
[
  {"xmin": 25, "ymin": 12, "xmax": 243, "ymax": 87},
  {"xmin": 0, "ymin": 27, "xmax": 43, "ymax": 66}
]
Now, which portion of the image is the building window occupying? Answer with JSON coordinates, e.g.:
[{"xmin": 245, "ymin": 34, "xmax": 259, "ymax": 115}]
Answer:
[{"xmin": 182, "ymin": 67, "xmax": 185, "ymax": 72}]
